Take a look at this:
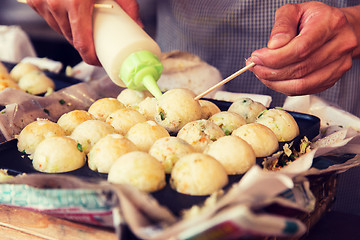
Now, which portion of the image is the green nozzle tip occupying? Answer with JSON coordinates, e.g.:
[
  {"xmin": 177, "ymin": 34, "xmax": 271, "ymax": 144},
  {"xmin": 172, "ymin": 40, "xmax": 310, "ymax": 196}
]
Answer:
[
  {"xmin": 120, "ymin": 50, "xmax": 163, "ymax": 98},
  {"xmin": 142, "ymin": 75, "xmax": 162, "ymax": 99}
]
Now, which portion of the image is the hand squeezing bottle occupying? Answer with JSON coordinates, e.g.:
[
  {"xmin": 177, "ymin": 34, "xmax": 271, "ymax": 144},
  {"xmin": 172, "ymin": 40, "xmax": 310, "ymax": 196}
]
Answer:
[{"xmin": 93, "ymin": 0, "xmax": 163, "ymax": 98}]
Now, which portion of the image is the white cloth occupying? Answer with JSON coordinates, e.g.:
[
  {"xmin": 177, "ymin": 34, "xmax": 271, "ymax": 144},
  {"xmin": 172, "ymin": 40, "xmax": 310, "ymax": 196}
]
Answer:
[
  {"xmin": 21, "ymin": 57, "xmax": 63, "ymax": 74},
  {"xmin": 0, "ymin": 25, "xmax": 36, "ymax": 63},
  {"xmin": 283, "ymin": 95, "xmax": 360, "ymax": 131}
]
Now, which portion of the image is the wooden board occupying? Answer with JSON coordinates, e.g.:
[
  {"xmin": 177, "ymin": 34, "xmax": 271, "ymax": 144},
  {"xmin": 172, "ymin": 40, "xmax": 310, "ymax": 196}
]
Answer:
[{"xmin": 0, "ymin": 205, "xmax": 117, "ymax": 240}]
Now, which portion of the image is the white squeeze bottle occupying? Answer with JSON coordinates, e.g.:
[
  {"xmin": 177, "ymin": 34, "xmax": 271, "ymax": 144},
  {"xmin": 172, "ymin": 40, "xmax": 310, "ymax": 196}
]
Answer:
[{"xmin": 93, "ymin": 0, "xmax": 163, "ymax": 98}]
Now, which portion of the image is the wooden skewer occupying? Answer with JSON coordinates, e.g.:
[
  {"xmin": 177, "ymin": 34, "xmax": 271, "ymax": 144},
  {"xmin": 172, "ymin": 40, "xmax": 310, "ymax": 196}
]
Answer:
[
  {"xmin": 17, "ymin": 0, "xmax": 113, "ymax": 9},
  {"xmin": 93, "ymin": 3, "xmax": 114, "ymax": 9},
  {"xmin": 194, "ymin": 62, "xmax": 256, "ymax": 101}
]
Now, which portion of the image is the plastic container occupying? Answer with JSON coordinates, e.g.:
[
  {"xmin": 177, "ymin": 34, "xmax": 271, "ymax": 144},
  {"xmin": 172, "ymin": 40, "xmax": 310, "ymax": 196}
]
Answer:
[{"xmin": 93, "ymin": 0, "xmax": 163, "ymax": 98}]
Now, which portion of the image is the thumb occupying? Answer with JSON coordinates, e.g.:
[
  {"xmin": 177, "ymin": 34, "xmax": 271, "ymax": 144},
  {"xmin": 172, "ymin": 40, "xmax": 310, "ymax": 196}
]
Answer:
[{"xmin": 268, "ymin": 4, "xmax": 300, "ymax": 49}]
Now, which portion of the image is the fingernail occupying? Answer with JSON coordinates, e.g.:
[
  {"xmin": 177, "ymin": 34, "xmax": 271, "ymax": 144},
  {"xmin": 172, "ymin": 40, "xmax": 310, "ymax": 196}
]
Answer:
[
  {"xmin": 248, "ymin": 56, "xmax": 263, "ymax": 65},
  {"xmin": 268, "ymin": 33, "xmax": 291, "ymax": 49}
]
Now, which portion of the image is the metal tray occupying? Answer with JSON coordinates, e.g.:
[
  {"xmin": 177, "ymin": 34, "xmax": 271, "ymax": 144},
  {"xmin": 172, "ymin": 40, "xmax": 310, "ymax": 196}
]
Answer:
[{"xmin": 0, "ymin": 100, "xmax": 326, "ymax": 216}]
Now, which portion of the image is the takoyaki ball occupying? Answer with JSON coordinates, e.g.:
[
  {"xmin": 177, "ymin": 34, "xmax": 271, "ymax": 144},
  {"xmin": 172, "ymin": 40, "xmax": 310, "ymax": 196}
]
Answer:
[
  {"xmin": 0, "ymin": 64, "xmax": 20, "ymax": 90},
  {"xmin": 228, "ymin": 97, "xmax": 267, "ymax": 123},
  {"xmin": 70, "ymin": 120, "xmax": 116, "ymax": 154},
  {"xmin": 18, "ymin": 70, "xmax": 55, "ymax": 95},
  {"xmin": 232, "ymin": 123, "xmax": 279, "ymax": 157},
  {"xmin": 0, "ymin": 169, "xmax": 13, "ymax": 182},
  {"xmin": 9, "ymin": 62, "xmax": 41, "ymax": 82},
  {"xmin": 0, "ymin": 74, "xmax": 10, "ymax": 80},
  {"xmin": 177, "ymin": 119, "xmax": 225, "ymax": 152},
  {"xmin": 57, "ymin": 110, "xmax": 96, "ymax": 135},
  {"xmin": 108, "ymin": 151, "xmax": 166, "ymax": 192},
  {"xmin": 32, "ymin": 136, "xmax": 86, "ymax": 173},
  {"xmin": 204, "ymin": 136, "xmax": 256, "ymax": 175},
  {"xmin": 199, "ymin": 100, "xmax": 221, "ymax": 119},
  {"xmin": 149, "ymin": 136, "xmax": 195, "ymax": 174},
  {"xmin": 170, "ymin": 153, "xmax": 228, "ymax": 196},
  {"xmin": 126, "ymin": 121, "xmax": 170, "ymax": 152},
  {"xmin": 0, "ymin": 79, "xmax": 21, "ymax": 91},
  {"xmin": 88, "ymin": 98, "xmax": 125, "ymax": 121},
  {"xmin": 255, "ymin": 108, "xmax": 300, "ymax": 142},
  {"xmin": 17, "ymin": 118, "xmax": 66, "ymax": 155},
  {"xmin": 209, "ymin": 111, "xmax": 246, "ymax": 135},
  {"xmin": 136, "ymin": 97, "xmax": 157, "ymax": 121},
  {"xmin": 117, "ymin": 89, "xmax": 153, "ymax": 107},
  {"xmin": 154, "ymin": 88, "xmax": 202, "ymax": 134},
  {"xmin": 106, "ymin": 108, "xmax": 146, "ymax": 135},
  {"xmin": 0, "ymin": 62, "xmax": 11, "ymax": 80},
  {"xmin": 88, "ymin": 134, "xmax": 138, "ymax": 173}
]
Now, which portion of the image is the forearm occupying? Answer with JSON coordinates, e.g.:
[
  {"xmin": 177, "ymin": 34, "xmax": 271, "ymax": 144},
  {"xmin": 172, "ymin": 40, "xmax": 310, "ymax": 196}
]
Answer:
[{"xmin": 342, "ymin": 5, "xmax": 360, "ymax": 58}]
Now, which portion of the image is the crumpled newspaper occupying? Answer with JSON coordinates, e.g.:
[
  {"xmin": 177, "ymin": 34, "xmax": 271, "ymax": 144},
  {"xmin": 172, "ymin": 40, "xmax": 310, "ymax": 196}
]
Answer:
[
  {"xmin": 263, "ymin": 127, "xmax": 360, "ymax": 177},
  {"xmin": 0, "ymin": 25, "xmax": 36, "ymax": 63},
  {"xmin": 0, "ymin": 166, "xmax": 308, "ymax": 240},
  {"xmin": 0, "ymin": 76, "xmax": 124, "ymax": 142}
]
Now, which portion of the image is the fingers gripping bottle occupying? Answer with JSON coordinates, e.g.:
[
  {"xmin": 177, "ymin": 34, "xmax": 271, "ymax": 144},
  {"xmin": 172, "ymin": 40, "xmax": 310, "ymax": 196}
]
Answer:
[{"xmin": 93, "ymin": 0, "xmax": 163, "ymax": 98}]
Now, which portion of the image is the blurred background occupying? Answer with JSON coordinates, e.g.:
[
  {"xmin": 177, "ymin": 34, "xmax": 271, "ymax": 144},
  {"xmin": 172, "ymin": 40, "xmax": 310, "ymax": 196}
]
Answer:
[{"xmin": 0, "ymin": 0, "xmax": 157, "ymax": 68}]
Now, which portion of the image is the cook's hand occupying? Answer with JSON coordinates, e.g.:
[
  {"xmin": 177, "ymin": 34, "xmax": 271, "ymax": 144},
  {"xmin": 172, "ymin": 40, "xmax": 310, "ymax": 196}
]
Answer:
[
  {"xmin": 248, "ymin": 1, "xmax": 359, "ymax": 96},
  {"xmin": 26, "ymin": 0, "xmax": 141, "ymax": 65}
]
